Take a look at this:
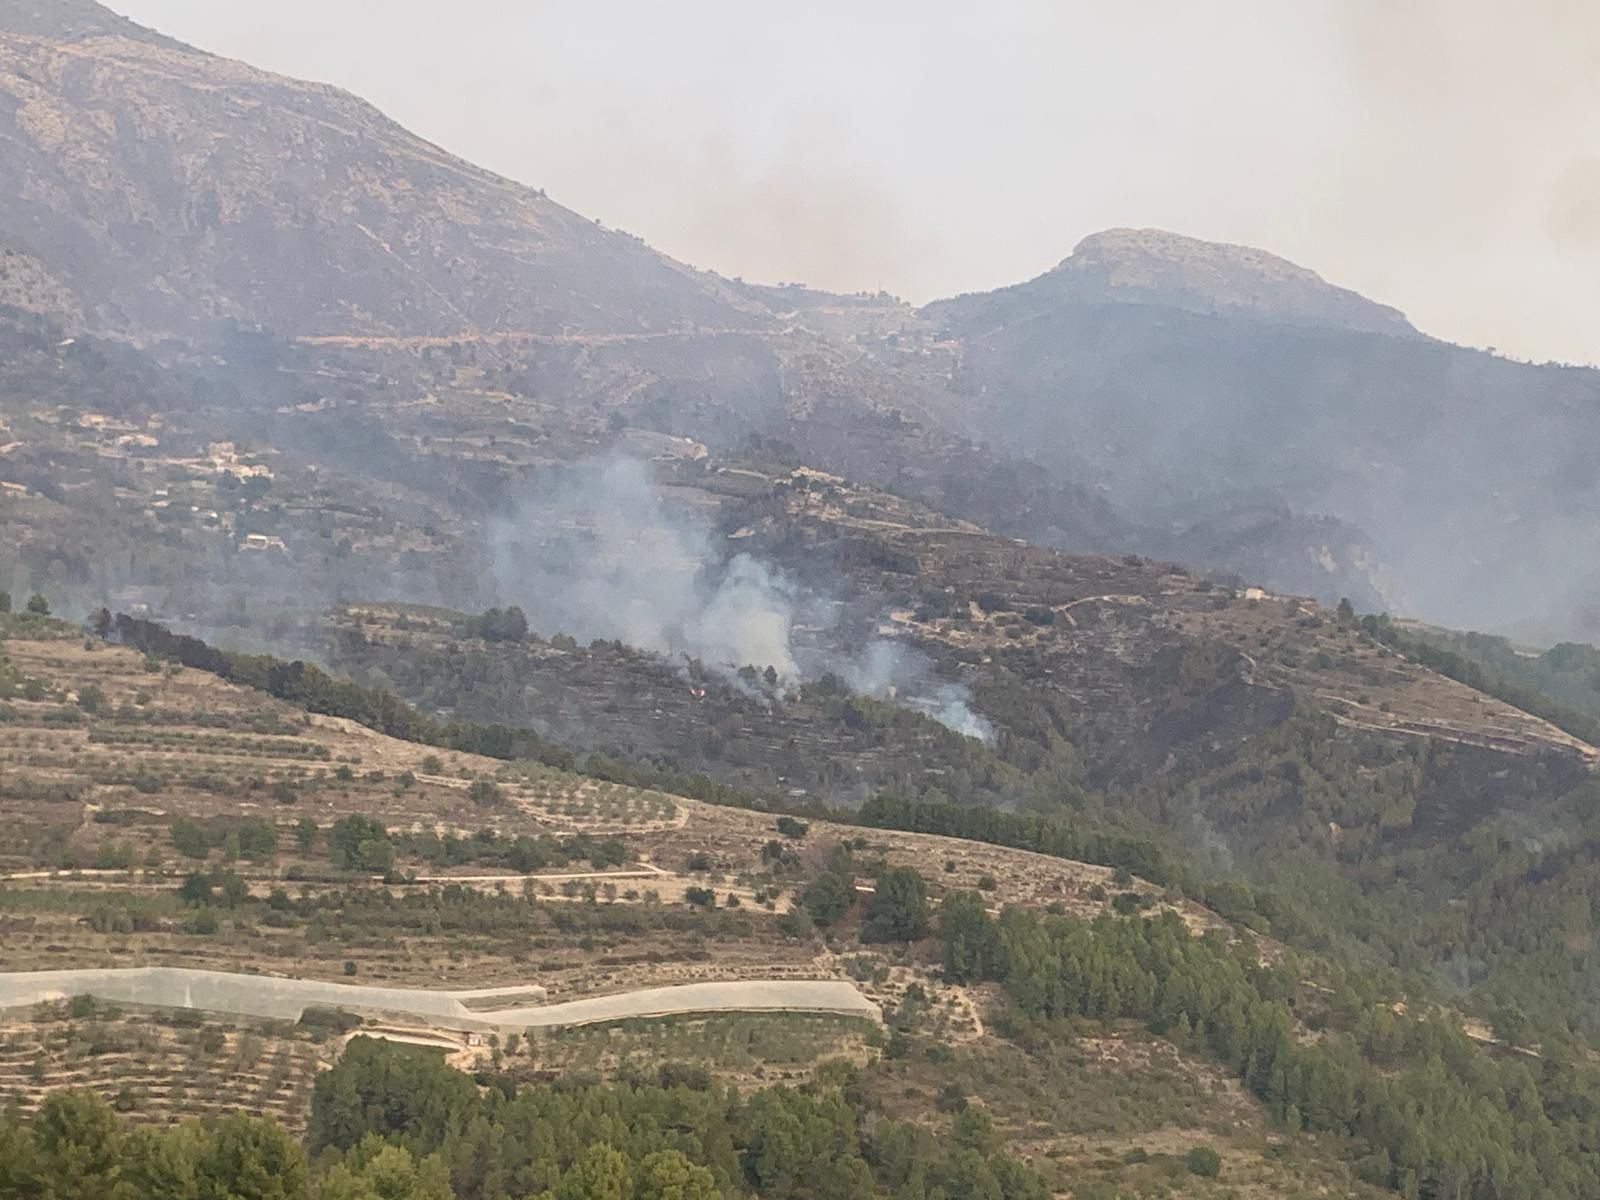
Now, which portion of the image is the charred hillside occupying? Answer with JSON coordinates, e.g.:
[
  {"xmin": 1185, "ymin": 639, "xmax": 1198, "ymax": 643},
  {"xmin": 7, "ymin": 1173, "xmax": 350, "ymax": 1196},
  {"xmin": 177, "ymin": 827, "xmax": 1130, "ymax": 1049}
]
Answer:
[{"xmin": 297, "ymin": 465, "xmax": 1600, "ymax": 1031}]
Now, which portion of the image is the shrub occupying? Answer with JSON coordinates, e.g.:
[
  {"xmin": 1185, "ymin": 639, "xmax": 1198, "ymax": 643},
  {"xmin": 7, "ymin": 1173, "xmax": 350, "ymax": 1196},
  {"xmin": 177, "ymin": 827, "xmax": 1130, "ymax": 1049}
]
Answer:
[
  {"xmin": 1184, "ymin": 1146, "xmax": 1222, "ymax": 1178},
  {"xmin": 236, "ymin": 818, "xmax": 278, "ymax": 861},
  {"xmin": 469, "ymin": 778, "xmax": 503, "ymax": 808},
  {"xmin": 298, "ymin": 1007, "xmax": 361, "ymax": 1039},
  {"xmin": 935, "ymin": 1083, "xmax": 968, "ymax": 1113},
  {"xmin": 776, "ymin": 907, "xmax": 815, "ymax": 939},
  {"xmin": 860, "ymin": 866, "xmax": 930, "ymax": 943},
  {"xmin": 800, "ymin": 866, "xmax": 856, "ymax": 928},
  {"xmin": 94, "ymin": 841, "xmax": 134, "ymax": 871},
  {"xmin": 328, "ymin": 815, "xmax": 392, "ymax": 873},
  {"xmin": 171, "ymin": 818, "xmax": 211, "ymax": 859},
  {"xmin": 178, "ymin": 870, "xmax": 247, "ymax": 908},
  {"xmin": 462, "ymin": 606, "xmax": 529, "ymax": 643},
  {"xmin": 588, "ymin": 838, "xmax": 627, "ymax": 869}
]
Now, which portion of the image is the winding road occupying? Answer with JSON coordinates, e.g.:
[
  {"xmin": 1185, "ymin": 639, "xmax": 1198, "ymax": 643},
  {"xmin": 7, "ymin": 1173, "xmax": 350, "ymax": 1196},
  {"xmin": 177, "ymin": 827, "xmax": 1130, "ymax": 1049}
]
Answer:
[{"xmin": 0, "ymin": 967, "xmax": 880, "ymax": 1032}]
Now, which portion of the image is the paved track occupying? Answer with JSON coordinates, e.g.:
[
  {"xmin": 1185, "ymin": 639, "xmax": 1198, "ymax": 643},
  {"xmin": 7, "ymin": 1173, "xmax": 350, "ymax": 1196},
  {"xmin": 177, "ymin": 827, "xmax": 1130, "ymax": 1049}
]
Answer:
[{"xmin": 0, "ymin": 967, "xmax": 879, "ymax": 1031}]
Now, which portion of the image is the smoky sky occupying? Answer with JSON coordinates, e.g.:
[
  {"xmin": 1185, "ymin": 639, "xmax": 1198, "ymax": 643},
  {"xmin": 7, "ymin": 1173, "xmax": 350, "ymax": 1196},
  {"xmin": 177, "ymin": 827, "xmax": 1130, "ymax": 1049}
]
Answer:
[{"xmin": 113, "ymin": 0, "xmax": 1600, "ymax": 365}]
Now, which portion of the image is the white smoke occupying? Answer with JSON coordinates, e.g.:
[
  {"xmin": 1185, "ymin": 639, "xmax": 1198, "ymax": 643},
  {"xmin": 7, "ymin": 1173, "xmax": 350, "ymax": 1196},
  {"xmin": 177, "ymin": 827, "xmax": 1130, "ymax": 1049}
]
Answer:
[
  {"xmin": 840, "ymin": 640, "xmax": 995, "ymax": 742},
  {"xmin": 488, "ymin": 457, "xmax": 800, "ymax": 675},
  {"xmin": 488, "ymin": 456, "xmax": 993, "ymax": 741}
]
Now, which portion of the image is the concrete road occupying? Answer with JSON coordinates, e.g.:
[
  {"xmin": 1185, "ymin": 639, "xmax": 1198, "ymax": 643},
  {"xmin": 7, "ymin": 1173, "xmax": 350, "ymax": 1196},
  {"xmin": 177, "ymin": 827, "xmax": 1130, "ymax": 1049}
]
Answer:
[{"xmin": 0, "ymin": 967, "xmax": 879, "ymax": 1032}]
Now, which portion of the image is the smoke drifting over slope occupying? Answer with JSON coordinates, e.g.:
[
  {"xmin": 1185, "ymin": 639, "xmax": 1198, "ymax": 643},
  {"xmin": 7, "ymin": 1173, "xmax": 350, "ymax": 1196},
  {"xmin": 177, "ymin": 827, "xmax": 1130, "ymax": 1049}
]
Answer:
[
  {"xmin": 490, "ymin": 458, "xmax": 800, "ymax": 677},
  {"xmin": 487, "ymin": 457, "xmax": 992, "ymax": 741}
]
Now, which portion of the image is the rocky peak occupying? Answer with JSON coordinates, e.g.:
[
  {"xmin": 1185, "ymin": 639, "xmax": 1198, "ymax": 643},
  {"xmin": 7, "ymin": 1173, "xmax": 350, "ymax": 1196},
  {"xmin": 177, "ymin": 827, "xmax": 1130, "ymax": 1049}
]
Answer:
[
  {"xmin": 1052, "ymin": 227, "xmax": 1416, "ymax": 336},
  {"xmin": 0, "ymin": 0, "xmax": 173, "ymax": 45}
]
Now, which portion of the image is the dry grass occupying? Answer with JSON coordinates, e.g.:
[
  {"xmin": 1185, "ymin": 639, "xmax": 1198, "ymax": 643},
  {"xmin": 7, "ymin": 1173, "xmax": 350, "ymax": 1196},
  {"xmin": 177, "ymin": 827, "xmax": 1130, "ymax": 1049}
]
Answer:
[
  {"xmin": 867, "ymin": 1024, "xmax": 1389, "ymax": 1199},
  {"xmin": 1185, "ymin": 594, "xmax": 1597, "ymax": 762}
]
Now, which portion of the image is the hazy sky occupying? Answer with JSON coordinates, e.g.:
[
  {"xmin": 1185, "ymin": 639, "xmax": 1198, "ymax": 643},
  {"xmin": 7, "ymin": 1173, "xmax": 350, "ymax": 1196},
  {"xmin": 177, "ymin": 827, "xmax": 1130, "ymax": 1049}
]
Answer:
[{"xmin": 116, "ymin": 0, "xmax": 1600, "ymax": 364}]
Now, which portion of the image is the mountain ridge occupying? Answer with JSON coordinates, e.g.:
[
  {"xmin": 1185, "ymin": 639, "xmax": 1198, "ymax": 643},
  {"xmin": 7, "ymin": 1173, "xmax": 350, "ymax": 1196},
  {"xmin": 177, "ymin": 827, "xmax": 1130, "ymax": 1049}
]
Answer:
[
  {"xmin": 923, "ymin": 225, "xmax": 1418, "ymax": 338},
  {"xmin": 0, "ymin": 8, "xmax": 769, "ymax": 341},
  {"xmin": 0, "ymin": 0, "xmax": 177, "ymax": 45},
  {"xmin": 3, "ymin": 4, "xmax": 1599, "ymax": 637}
]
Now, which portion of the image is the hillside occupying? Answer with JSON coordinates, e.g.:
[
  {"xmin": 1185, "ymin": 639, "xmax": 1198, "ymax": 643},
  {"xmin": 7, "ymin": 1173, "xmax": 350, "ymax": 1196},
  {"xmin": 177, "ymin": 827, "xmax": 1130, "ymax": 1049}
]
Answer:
[
  {"xmin": 11, "ymin": 615, "xmax": 1600, "ymax": 1196},
  {"xmin": 919, "ymin": 239, "xmax": 1600, "ymax": 635},
  {"xmin": 6, "ymin": 273, "xmax": 1600, "ymax": 1041},
  {"xmin": 0, "ymin": 615, "xmax": 1380, "ymax": 1197},
  {"xmin": 0, "ymin": 3, "xmax": 766, "ymax": 340},
  {"xmin": 262, "ymin": 460, "xmax": 1600, "ymax": 1040}
]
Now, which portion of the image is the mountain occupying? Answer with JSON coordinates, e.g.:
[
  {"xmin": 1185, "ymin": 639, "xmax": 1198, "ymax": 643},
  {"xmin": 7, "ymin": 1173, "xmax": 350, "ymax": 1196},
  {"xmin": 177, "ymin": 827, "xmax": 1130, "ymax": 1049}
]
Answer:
[
  {"xmin": 4, "ymin": 1, "xmax": 1600, "ymax": 639},
  {"xmin": 13, "ymin": 12, "xmax": 1600, "ymax": 1184},
  {"xmin": 0, "ymin": 0, "xmax": 176, "ymax": 44},
  {"xmin": 927, "ymin": 227, "xmax": 1417, "ymax": 337},
  {"xmin": 921, "ymin": 235, "xmax": 1600, "ymax": 635},
  {"xmin": 0, "ymin": 1, "xmax": 765, "ymax": 340},
  {"xmin": 0, "ymin": 243, "xmax": 82, "ymax": 322}
]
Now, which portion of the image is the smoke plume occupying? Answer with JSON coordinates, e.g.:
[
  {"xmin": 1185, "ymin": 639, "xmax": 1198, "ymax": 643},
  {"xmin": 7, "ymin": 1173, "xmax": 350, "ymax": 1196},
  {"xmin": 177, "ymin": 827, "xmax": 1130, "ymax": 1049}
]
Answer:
[{"xmin": 487, "ymin": 457, "xmax": 993, "ymax": 741}]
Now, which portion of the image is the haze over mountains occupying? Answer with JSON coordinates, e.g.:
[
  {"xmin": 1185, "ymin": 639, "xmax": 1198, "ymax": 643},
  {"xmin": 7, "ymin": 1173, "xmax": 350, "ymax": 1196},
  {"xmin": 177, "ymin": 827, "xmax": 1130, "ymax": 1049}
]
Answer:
[
  {"xmin": 17, "ymin": 10, "xmax": 1600, "ymax": 1193},
  {"xmin": 2, "ymin": 0, "xmax": 1599, "ymax": 639}
]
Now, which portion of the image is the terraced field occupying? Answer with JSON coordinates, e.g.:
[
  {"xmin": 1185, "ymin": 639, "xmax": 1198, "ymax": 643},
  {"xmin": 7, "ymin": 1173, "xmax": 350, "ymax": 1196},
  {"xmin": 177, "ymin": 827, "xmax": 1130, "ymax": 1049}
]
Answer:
[
  {"xmin": 0, "ymin": 618, "xmax": 1372, "ymax": 1193},
  {"xmin": 0, "ymin": 621, "xmax": 1111, "ymax": 1097},
  {"xmin": 0, "ymin": 998, "xmax": 329, "ymax": 1130}
]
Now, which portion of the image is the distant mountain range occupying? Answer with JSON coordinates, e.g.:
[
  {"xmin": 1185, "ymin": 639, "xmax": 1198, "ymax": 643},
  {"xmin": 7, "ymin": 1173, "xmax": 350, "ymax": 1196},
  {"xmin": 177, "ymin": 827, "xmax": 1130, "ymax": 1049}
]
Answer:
[{"xmin": 3, "ymin": 0, "xmax": 1600, "ymax": 638}]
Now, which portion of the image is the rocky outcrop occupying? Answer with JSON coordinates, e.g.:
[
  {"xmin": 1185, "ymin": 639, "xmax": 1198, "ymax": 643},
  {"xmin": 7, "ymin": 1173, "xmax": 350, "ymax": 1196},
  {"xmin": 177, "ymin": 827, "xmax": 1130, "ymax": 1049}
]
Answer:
[{"xmin": 1052, "ymin": 227, "xmax": 1416, "ymax": 335}]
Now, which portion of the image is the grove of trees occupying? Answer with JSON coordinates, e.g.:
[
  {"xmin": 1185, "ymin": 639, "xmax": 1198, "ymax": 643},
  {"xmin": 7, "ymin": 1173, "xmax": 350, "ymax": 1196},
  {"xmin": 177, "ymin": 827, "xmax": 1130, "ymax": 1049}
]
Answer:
[{"xmin": 938, "ymin": 895, "xmax": 1600, "ymax": 1199}]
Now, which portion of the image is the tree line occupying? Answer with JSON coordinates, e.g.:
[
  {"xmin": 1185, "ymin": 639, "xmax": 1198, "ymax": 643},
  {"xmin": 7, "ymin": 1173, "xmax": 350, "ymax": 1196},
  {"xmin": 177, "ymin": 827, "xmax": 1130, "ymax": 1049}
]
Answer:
[
  {"xmin": 0, "ymin": 1036, "xmax": 1053, "ymax": 1200},
  {"xmin": 310, "ymin": 1037, "xmax": 1047, "ymax": 1200},
  {"xmin": 939, "ymin": 896, "xmax": 1600, "ymax": 1199}
]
